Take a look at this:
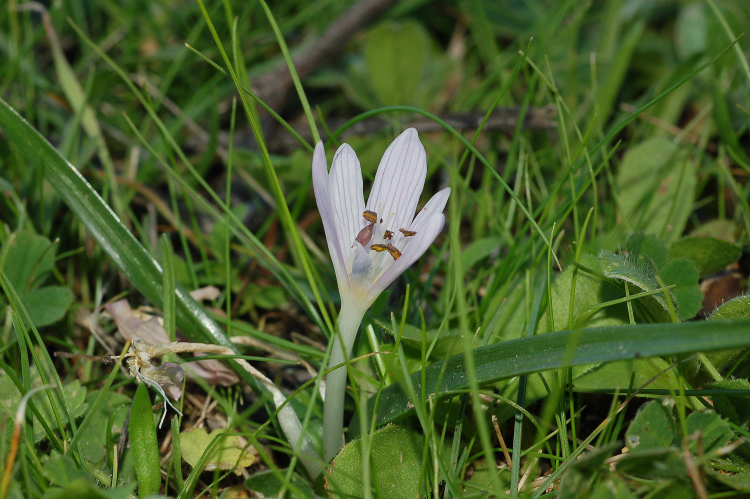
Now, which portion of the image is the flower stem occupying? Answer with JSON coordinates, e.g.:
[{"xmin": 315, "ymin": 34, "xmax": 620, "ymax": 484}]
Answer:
[{"xmin": 323, "ymin": 302, "xmax": 367, "ymax": 461}]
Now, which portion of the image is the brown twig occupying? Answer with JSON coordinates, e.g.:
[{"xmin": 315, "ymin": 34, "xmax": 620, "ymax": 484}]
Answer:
[
  {"xmin": 253, "ymin": 0, "xmax": 399, "ymax": 114},
  {"xmin": 492, "ymin": 414, "xmax": 513, "ymax": 468}
]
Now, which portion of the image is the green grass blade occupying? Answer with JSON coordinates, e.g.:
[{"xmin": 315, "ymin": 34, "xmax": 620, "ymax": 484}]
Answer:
[
  {"xmin": 130, "ymin": 384, "xmax": 161, "ymax": 497},
  {"xmin": 0, "ymin": 97, "xmax": 268, "ymax": 398},
  {"xmin": 0, "ymin": 97, "xmax": 223, "ymax": 342},
  {"xmin": 350, "ymin": 319, "xmax": 750, "ymax": 436}
]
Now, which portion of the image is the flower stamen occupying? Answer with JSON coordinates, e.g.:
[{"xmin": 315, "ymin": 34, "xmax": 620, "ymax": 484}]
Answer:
[
  {"xmin": 355, "ymin": 223, "xmax": 374, "ymax": 246},
  {"xmin": 363, "ymin": 210, "xmax": 378, "ymax": 223},
  {"xmin": 370, "ymin": 243, "xmax": 402, "ymax": 260},
  {"xmin": 399, "ymin": 228, "xmax": 417, "ymax": 237},
  {"xmin": 384, "ymin": 230, "xmax": 394, "ymax": 240}
]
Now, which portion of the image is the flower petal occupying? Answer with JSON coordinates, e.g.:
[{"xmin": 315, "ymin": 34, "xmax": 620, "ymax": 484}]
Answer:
[
  {"xmin": 368, "ymin": 213, "xmax": 445, "ymax": 300},
  {"xmin": 407, "ymin": 187, "xmax": 451, "ymax": 234},
  {"xmin": 366, "ymin": 128, "xmax": 426, "ymax": 233},
  {"xmin": 330, "ymin": 144, "xmax": 366, "ymax": 247},
  {"xmin": 312, "ymin": 142, "xmax": 348, "ymax": 287}
]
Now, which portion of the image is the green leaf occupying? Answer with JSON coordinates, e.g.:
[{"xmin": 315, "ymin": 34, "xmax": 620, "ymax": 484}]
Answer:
[
  {"xmin": 559, "ymin": 443, "xmax": 620, "ymax": 498},
  {"xmin": 327, "ymin": 424, "xmax": 424, "ymax": 498},
  {"xmin": 245, "ymin": 469, "xmax": 314, "ymax": 499},
  {"xmin": 710, "ymin": 295, "xmax": 750, "ymax": 320},
  {"xmin": 616, "ymin": 447, "xmax": 687, "ymax": 482},
  {"xmin": 79, "ymin": 390, "xmax": 130, "ymax": 465},
  {"xmin": 466, "ymin": 457, "xmax": 510, "ymax": 496},
  {"xmin": 658, "ymin": 258, "xmax": 702, "ymax": 320},
  {"xmin": 130, "ymin": 384, "xmax": 161, "ymax": 498},
  {"xmin": 573, "ymin": 358, "xmax": 680, "ymax": 392},
  {"xmin": 460, "ymin": 236, "xmax": 504, "ymax": 271},
  {"xmin": 599, "ymin": 235, "xmax": 702, "ymax": 321},
  {"xmin": 675, "ymin": 3, "xmax": 708, "ymax": 60},
  {"xmin": 0, "ymin": 375, "xmax": 87, "ymax": 444},
  {"xmin": 685, "ymin": 410, "xmax": 733, "ymax": 453},
  {"xmin": 41, "ymin": 455, "xmax": 136, "ymax": 499},
  {"xmin": 362, "ymin": 22, "xmax": 431, "ymax": 107},
  {"xmin": 616, "ymin": 137, "xmax": 697, "ymax": 241},
  {"xmin": 669, "ymin": 236, "xmax": 741, "ymax": 277},
  {"xmin": 180, "ymin": 428, "xmax": 256, "ymax": 472},
  {"xmin": 42, "ymin": 455, "xmax": 89, "ymax": 487},
  {"xmin": 709, "ymin": 469, "xmax": 750, "ymax": 493},
  {"xmin": 3, "ymin": 230, "xmax": 57, "ymax": 291},
  {"xmin": 537, "ymin": 254, "xmax": 629, "ymax": 333},
  {"xmin": 708, "ymin": 378, "xmax": 750, "ymax": 426},
  {"xmin": 599, "ymin": 249, "xmax": 665, "ymax": 319},
  {"xmin": 32, "ymin": 379, "xmax": 87, "ymax": 443},
  {"xmin": 18, "ymin": 286, "xmax": 74, "ymax": 328},
  {"xmin": 625, "ymin": 233, "xmax": 670, "ymax": 269},
  {"xmin": 349, "ymin": 319, "xmax": 750, "ymax": 437},
  {"xmin": 689, "ymin": 219, "xmax": 739, "ymax": 241},
  {"xmin": 43, "ymin": 481, "xmax": 135, "ymax": 499},
  {"xmin": 625, "ymin": 400, "xmax": 678, "ymax": 451}
]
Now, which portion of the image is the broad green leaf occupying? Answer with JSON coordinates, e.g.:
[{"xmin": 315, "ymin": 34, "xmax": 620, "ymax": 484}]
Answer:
[
  {"xmin": 598, "ymin": 249, "xmax": 665, "ymax": 320},
  {"xmin": 537, "ymin": 254, "xmax": 629, "ymax": 333},
  {"xmin": 19, "ymin": 286, "xmax": 74, "ymax": 328},
  {"xmin": 377, "ymin": 321, "xmax": 480, "ymax": 361},
  {"xmin": 327, "ymin": 424, "xmax": 424, "ymax": 498},
  {"xmin": 43, "ymin": 481, "xmax": 135, "ymax": 499},
  {"xmin": 709, "ymin": 469, "xmax": 750, "ymax": 493},
  {"xmin": 4, "ymin": 231, "xmax": 56, "ymax": 292},
  {"xmin": 32, "ymin": 379, "xmax": 87, "ymax": 443},
  {"xmin": 42, "ymin": 455, "xmax": 90, "ymax": 487},
  {"xmin": 590, "ymin": 477, "xmax": 637, "ymax": 499},
  {"xmin": 599, "ymin": 237, "xmax": 702, "ymax": 321},
  {"xmin": 460, "ymin": 236, "xmax": 504, "ymax": 271},
  {"xmin": 180, "ymin": 428, "xmax": 256, "ymax": 472},
  {"xmin": 616, "ymin": 137, "xmax": 696, "ymax": 241},
  {"xmin": 625, "ymin": 233, "xmax": 669, "ymax": 269},
  {"xmin": 709, "ymin": 378, "xmax": 750, "ymax": 426},
  {"xmin": 625, "ymin": 400, "xmax": 678, "ymax": 451},
  {"xmin": 245, "ymin": 469, "xmax": 314, "ymax": 499},
  {"xmin": 689, "ymin": 219, "xmax": 739, "ymax": 241},
  {"xmin": 0, "ymin": 374, "xmax": 87, "ymax": 443},
  {"xmin": 363, "ymin": 22, "xmax": 430, "ymax": 107},
  {"xmin": 349, "ymin": 319, "xmax": 750, "ymax": 437},
  {"xmin": 710, "ymin": 295, "xmax": 750, "ymax": 320},
  {"xmin": 675, "ymin": 2, "xmax": 708, "ymax": 60},
  {"xmin": 466, "ymin": 457, "xmax": 510, "ymax": 496},
  {"xmin": 559, "ymin": 443, "xmax": 620, "ymax": 498},
  {"xmin": 130, "ymin": 384, "xmax": 161, "ymax": 498},
  {"xmin": 669, "ymin": 236, "xmax": 741, "ymax": 277},
  {"xmin": 79, "ymin": 390, "xmax": 130, "ymax": 465},
  {"xmin": 658, "ymin": 257, "xmax": 702, "ymax": 320},
  {"xmin": 685, "ymin": 410, "xmax": 733, "ymax": 453},
  {"xmin": 573, "ymin": 358, "xmax": 680, "ymax": 392}
]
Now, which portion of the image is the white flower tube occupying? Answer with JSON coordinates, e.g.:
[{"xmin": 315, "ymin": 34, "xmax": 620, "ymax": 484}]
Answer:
[{"xmin": 312, "ymin": 128, "xmax": 450, "ymax": 460}]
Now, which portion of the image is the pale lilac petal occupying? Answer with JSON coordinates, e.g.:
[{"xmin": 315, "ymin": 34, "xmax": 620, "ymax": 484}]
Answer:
[
  {"xmin": 368, "ymin": 214, "xmax": 445, "ymax": 299},
  {"xmin": 185, "ymin": 357, "xmax": 239, "ymax": 386},
  {"xmin": 147, "ymin": 362, "xmax": 184, "ymax": 399},
  {"xmin": 330, "ymin": 144, "xmax": 367, "ymax": 247},
  {"xmin": 351, "ymin": 241, "xmax": 372, "ymax": 278},
  {"xmin": 312, "ymin": 142, "xmax": 348, "ymax": 287},
  {"xmin": 106, "ymin": 299, "xmax": 170, "ymax": 344},
  {"xmin": 407, "ymin": 187, "xmax": 451, "ymax": 234},
  {"xmin": 366, "ymin": 128, "xmax": 426, "ymax": 233}
]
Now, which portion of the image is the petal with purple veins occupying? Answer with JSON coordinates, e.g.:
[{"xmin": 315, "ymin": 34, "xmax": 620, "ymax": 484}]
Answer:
[{"xmin": 366, "ymin": 128, "xmax": 426, "ymax": 233}]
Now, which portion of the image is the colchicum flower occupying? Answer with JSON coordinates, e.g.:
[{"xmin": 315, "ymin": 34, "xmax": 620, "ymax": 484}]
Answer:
[{"xmin": 313, "ymin": 128, "xmax": 450, "ymax": 460}]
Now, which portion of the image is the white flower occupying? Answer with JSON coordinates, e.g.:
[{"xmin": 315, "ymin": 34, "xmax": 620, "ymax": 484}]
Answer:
[
  {"xmin": 313, "ymin": 128, "xmax": 450, "ymax": 460},
  {"xmin": 313, "ymin": 128, "xmax": 451, "ymax": 314}
]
